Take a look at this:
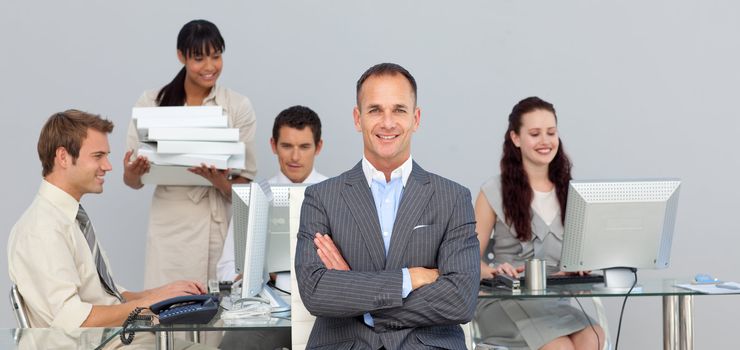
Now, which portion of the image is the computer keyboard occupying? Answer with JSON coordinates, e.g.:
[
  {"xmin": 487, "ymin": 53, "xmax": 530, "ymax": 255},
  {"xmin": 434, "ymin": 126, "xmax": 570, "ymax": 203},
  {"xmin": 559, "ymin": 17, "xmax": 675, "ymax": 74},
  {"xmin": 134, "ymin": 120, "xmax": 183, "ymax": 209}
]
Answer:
[
  {"xmin": 545, "ymin": 274, "xmax": 604, "ymax": 285},
  {"xmin": 480, "ymin": 274, "xmax": 520, "ymax": 289},
  {"xmin": 481, "ymin": 274, "xmax": 604, "ymax": 289}
]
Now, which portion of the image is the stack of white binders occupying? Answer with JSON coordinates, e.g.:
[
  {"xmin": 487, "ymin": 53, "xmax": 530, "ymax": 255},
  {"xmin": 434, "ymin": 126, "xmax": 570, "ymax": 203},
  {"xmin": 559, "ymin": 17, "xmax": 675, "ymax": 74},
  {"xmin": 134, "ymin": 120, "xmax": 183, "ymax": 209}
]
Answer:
[{"xmin": 133, "ymin": 106, "xmax": 244, "ymax": 186}]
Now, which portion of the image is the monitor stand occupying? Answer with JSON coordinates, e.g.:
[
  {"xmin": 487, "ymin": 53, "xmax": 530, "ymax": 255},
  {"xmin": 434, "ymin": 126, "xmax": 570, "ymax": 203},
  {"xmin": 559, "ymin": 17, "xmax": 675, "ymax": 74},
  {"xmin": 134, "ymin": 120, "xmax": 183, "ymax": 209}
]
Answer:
[
  {"xmin": 258, "ymin": 284, "xmax": 291, "ymax": 314},
  {"xmin": 593, "ymin": 267, "xmax": 643, "ymax": 293}
]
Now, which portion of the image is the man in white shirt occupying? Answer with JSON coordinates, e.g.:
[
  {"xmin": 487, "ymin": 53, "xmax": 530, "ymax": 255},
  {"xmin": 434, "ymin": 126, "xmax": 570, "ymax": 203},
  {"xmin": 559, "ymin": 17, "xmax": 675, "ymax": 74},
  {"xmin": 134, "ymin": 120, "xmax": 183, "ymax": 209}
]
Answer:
[
  {"xmin": 217, "ymin": 105, "xmax": 327, "ymax": 282},
  {"xmin": 267, "ymin": 105, "xmax": 328, "ymax": 186},
  {"xmin": 216, "ymin": 106, "xmax": 326, "ymax": 350},
  {"xmin": 8, "ymin": 110, "xmax": 205, "ymax": 332}
]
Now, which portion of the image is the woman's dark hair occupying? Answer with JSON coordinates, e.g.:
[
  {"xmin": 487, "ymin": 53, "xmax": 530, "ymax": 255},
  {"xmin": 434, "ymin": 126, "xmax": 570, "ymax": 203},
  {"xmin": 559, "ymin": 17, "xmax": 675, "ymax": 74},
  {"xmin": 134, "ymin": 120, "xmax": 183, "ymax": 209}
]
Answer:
[
  {"xmin": 156, "ymin": 20, "xmax": 225, "ymax": 106},
  {"xmin": 500, "ymin": 96, "xmax": 572, "ymax": 241}
]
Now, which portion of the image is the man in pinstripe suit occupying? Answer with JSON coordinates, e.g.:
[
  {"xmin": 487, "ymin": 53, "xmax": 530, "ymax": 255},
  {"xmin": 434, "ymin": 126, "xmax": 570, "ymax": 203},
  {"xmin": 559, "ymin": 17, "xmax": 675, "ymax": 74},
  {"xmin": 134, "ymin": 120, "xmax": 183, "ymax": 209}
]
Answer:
[{"xmin": 295, "ymin": 63, "xmax": 480, "ymax": 349}]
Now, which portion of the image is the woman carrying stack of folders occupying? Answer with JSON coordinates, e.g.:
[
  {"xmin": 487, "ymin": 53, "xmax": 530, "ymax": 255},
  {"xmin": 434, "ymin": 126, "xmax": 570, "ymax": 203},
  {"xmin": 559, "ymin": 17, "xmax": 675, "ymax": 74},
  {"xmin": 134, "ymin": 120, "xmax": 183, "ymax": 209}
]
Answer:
[
  {"xmin": 475, "ymin": 97, "xmax": 605, "ymax": 350},
  {"xmin": 123, "ymin": 20, "xmax": 257, "ymax": 292}
]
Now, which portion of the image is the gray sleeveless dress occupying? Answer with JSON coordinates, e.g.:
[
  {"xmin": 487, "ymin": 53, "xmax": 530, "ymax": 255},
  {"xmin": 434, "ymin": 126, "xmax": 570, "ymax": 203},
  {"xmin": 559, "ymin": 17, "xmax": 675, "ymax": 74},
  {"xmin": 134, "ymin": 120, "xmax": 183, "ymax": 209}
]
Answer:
[{"xmin": 475, "ymin": 175, "xmax": 595, "ymax": 350}]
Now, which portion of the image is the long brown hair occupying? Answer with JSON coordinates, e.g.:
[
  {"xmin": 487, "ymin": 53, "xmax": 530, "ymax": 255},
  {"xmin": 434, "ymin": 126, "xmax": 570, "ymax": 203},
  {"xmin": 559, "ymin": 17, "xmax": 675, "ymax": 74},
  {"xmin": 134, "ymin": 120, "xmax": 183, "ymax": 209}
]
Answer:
[{"xmin": 500, "ymin": 97, "xmax": 572, "ymax": 241}]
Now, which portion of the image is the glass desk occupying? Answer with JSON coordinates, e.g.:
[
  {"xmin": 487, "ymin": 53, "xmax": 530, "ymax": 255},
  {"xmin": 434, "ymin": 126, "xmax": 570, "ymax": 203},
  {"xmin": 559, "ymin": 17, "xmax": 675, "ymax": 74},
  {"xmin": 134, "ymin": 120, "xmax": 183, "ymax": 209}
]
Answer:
[
  {"xmin": 1, "ymin": 317, "xmax": 289, "ymax": 350},
  {"xmin": 111, "ymin": 287, "xmax": 292, "ymax": 350},
  {"xmin": 479, "ymin": 278, "xmax": 740, "ymax": 350},
  {"xmin": 0, "ymin": 327, "xmax": 122, "ymax": 349},
  {"xmin": 117, "ymin": 314, "xmax": 290, "ymax": 350}
]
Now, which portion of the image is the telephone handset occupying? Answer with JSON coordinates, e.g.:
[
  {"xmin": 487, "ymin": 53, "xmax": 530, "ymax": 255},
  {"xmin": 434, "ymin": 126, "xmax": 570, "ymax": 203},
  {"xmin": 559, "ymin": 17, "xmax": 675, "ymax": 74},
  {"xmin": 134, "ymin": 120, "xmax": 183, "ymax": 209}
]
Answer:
[{"xmin": 150, "ymin": 294, "xmax": 219, "ymax": 325}]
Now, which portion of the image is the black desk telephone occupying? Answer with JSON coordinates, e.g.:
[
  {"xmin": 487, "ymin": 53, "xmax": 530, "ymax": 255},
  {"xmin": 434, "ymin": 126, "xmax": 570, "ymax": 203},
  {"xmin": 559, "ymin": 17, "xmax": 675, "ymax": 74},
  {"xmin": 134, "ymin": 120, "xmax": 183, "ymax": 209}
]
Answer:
[
  {"xmin": 150, "ymin": 294, "xmax": 219, "ymax": 325},
  {"xmin": 121, "ymin": 294, "xmax": 220, "ymax": 345}
]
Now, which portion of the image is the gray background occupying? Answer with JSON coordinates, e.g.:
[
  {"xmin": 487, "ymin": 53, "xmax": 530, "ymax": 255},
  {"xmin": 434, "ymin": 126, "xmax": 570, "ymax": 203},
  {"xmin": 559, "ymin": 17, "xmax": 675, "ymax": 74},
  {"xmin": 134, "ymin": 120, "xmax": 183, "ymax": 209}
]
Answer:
[{"xmin": 1, "ymin": 1, "xmax": 738, "ymax": 348}]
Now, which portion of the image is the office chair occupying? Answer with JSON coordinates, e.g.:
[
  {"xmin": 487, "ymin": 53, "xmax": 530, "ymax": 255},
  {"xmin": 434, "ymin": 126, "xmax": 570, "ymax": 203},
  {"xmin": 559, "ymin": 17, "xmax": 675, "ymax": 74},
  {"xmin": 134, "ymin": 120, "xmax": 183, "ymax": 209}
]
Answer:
[{"xmin": 9, "ymin": 284, "xmax": 30, "ymax": 328}]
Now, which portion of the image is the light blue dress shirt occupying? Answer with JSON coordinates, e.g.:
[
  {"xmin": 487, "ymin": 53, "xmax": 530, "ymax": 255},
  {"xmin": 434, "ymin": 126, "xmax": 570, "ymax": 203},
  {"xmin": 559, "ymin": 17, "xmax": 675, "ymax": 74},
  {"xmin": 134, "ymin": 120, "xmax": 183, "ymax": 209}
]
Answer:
[{"xmin": 361, "ymin": 157, "xmax": 413, "ymax": 327}]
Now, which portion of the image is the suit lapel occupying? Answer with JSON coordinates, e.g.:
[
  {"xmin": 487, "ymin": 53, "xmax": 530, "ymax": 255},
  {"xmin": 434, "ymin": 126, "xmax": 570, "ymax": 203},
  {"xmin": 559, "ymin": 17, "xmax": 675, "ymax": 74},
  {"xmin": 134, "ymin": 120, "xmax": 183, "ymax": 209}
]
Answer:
[
  {"xmin": 341, "ymin": 162, "xmax": 386, "ymax": 270},
  {"xmin": 386, "ymin": 162, "xmax": 434, "ymax": 269}
]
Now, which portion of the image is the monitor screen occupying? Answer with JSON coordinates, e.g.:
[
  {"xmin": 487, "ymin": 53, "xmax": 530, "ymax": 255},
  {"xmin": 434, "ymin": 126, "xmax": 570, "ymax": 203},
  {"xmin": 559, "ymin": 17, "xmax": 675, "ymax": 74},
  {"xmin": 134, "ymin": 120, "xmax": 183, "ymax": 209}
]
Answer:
[{"xmin": 559, "ymin": 178, "xmax": 681, "ymax": 291}]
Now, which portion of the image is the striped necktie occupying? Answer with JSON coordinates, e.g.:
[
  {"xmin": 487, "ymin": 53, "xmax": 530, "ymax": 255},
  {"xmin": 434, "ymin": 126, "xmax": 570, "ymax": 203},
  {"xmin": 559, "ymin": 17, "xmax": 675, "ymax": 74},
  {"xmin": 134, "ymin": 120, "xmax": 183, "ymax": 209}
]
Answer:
[{"xmin": 76, "ymin": 205, "xmax": 124, "ymax": 302}]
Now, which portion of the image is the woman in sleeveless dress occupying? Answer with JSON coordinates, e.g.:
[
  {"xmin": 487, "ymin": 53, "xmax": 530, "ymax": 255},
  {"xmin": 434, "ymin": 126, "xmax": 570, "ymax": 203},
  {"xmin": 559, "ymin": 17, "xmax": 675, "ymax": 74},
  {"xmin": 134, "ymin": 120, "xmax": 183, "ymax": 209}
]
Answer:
[{"xmin": 474, "ymin": 97, "xmax": 604, "ymax": 350}]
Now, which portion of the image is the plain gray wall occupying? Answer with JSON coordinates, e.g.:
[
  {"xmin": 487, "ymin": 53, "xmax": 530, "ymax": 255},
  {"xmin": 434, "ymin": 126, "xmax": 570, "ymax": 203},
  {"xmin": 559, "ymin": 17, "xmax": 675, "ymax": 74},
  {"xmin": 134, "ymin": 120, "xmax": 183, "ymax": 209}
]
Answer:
[{"xmin": 2, "ymin": 1, "xmax": 738, "ymax": 348}]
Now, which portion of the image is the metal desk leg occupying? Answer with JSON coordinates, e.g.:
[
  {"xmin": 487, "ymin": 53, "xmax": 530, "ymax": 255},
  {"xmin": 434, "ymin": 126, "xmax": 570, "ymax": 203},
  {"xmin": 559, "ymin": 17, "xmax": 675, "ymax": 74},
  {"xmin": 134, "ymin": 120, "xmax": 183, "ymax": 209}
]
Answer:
[
  {"xmin": 679, "ymin": 295, "xmax": 694, "ymax": 350},
  {"xmin": 663, "ymin": 295, "xmax": 679, "ymax": 350},
  {"xmin": 156, "ymin": 331, "xmax": 174, "ymax": 350},
  {"xmin": 191, "ymin": 330, "xmax": 200, "ymax": 343}
]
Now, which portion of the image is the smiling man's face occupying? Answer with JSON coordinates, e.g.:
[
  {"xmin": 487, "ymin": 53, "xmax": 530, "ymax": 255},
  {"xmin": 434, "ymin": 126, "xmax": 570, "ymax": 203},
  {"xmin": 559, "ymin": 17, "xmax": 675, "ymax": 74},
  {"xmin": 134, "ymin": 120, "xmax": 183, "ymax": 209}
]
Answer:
[{"xmin": 353, "ymin": 73, "xmax": 420, "ymax": 172}]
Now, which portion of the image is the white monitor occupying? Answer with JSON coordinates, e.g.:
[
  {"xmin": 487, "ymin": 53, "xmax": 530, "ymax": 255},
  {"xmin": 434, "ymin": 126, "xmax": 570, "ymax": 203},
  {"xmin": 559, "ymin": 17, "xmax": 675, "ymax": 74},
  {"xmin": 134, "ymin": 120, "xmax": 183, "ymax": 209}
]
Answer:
[
  {"xmin": 232, "ymin": 184, "xmax": 253, "ymax": 277},
  {"xmin": 559, "ymin": 178, "xmax": 681, "ymax": 291},
  {"xmin": 265, "ymin": 185, "xmax": 303, "ymax": 273},
  {"xmin": 231, "ymin": 183, "xmax": 309, "ymax": 312},
  {"xmin": 232, "ymin": 182, "xmax": 289, "ymax": 312},
  {"xmin": 232, "ymin": 185, "xmax": 302, "ymax": 275}
]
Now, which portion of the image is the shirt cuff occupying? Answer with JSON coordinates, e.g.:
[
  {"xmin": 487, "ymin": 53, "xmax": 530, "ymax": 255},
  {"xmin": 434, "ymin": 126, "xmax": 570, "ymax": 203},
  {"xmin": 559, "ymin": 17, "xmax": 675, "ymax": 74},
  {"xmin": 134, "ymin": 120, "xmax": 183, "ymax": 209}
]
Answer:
[
  {"xmin": 363, "ymin": 312, "xmax": 374, "ymax": 327},
  {"xmin": 401, "ymin": 268, "xmax": 412, "ymax": 298}
]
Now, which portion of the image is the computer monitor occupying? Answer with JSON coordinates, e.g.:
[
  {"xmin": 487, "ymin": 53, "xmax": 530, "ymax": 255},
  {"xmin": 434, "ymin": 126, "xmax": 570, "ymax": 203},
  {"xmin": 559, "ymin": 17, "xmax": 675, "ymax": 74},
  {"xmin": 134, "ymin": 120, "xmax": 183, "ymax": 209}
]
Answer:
[
  {"xmin": 232, "ymin": 182, "xmax": 290, "ymax": 312},
  {"xmin": 559, "ymin": 178, "xmax": 681, "ymax": 292},
  {"xmin": 233, "ymin": 184, "xmax": 302, "ymax": 274},
  {"xmin": 265, "ymin": 185, "xmax": 302, "ymax": 274},
  {"xmin": 232, "ymin": 183, "xmax": 309, "ymax": 312}
]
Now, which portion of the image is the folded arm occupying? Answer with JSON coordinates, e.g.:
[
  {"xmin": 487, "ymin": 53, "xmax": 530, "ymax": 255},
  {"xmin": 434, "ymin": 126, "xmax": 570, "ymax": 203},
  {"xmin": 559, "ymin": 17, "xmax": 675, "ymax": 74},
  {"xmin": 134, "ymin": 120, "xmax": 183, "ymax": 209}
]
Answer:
[
  {"xmin": 295, "ymin": 187, "xmax": 407, "ymax": 318},
  {"xmin": 314, "ymin": 232, "xmax": 439, "ymax": 290},
  {"xmin": 295, "ymin": 185, "xmax": 479, "ymax": 328},
  {"xmin": 370, "ymin": 188, "xmax": 480, "ymax": 331}
]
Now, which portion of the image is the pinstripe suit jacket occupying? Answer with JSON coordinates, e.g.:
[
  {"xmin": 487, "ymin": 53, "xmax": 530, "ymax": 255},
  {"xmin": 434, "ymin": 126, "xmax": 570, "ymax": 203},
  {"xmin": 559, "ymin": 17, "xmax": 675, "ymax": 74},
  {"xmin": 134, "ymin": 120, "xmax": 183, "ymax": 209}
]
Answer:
[{"xmin": 295, "ymin": 161, "xmax": 480, "ymax": 350}]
